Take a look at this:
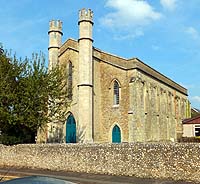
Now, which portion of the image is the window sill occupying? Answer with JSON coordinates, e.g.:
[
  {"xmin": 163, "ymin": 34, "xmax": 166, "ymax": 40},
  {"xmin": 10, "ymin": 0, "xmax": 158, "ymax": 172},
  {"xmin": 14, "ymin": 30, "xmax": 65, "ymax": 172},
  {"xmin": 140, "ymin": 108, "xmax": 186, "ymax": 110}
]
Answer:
[{"xmin": 112, "ymin": 104, "xmax": 119, "ymax": 108}]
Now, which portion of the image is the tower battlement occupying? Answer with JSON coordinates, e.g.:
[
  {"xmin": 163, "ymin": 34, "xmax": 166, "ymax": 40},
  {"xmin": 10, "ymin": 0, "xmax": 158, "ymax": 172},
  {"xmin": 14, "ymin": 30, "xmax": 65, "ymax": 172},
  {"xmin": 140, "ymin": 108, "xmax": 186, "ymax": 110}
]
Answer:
[
  {"xmin": 49, "ymin": 20, "xmax": 63, "ymax": 34},
  {"xmin": 79, "ymin": 8, "xmax": 93, "ymax": 23},
  {"xmin": 48, "ymin": 20, "xmax": 63, "ymax": 70}
]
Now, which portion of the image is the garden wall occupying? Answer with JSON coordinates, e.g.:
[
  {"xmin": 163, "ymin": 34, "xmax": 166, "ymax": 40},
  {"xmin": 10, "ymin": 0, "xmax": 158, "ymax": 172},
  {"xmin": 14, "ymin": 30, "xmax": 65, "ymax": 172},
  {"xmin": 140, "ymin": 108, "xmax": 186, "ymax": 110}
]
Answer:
[{"xmin": 0, "ymin": 143, "xmax": 200, "ymax": 183}]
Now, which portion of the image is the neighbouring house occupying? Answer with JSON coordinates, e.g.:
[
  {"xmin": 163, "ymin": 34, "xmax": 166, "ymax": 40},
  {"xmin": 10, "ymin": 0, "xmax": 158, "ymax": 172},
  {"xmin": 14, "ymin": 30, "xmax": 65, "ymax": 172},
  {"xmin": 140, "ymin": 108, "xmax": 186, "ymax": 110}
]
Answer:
[
  {"xmin": 183, "ymin": 115, "xmax": 200, "ymax": 137},
  {"xmin": 191, "ymin": 107, "xmax": 200, "ymax": 118},
  {"xmin": 37, "ymin": 8, "xmax": 190, "ymax": 144}
]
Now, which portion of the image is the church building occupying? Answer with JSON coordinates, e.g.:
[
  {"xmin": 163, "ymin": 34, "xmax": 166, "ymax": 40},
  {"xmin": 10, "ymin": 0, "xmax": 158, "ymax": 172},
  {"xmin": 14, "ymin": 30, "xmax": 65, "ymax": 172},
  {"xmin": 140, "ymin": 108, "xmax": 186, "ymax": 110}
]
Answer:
[{"xmin": 43, "ymin": 8, "xmax": 190, "ymax": 143}]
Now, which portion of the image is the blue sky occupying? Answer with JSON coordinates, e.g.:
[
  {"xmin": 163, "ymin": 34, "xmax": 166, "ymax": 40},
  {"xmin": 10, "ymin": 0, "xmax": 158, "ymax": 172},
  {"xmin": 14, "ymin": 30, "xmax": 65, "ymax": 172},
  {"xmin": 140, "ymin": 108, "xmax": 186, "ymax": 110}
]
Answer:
[{"xmin": 0, "ymin": 0, "xmax": 200, "ymax": 109}]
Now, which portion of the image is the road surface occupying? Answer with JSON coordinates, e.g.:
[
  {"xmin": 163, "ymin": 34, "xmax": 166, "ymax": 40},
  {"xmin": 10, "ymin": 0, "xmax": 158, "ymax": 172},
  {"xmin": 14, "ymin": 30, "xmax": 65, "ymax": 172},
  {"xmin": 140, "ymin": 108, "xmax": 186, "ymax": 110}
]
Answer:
[{"xmin": 0, "ymin": 168, "xmax": 194, "ymax": 184}]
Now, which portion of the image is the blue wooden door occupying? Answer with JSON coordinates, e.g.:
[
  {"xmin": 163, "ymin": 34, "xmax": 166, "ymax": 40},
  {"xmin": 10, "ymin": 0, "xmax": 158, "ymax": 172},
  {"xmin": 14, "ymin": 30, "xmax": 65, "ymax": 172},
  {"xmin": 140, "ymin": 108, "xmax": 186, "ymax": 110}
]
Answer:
[
  {"xmin": 112, "ymin": 125, "xmax": 121, "ymax": 143},
  {"xmin": 66, "ymin": 115, "xmax": 76, "ymax": 143}
]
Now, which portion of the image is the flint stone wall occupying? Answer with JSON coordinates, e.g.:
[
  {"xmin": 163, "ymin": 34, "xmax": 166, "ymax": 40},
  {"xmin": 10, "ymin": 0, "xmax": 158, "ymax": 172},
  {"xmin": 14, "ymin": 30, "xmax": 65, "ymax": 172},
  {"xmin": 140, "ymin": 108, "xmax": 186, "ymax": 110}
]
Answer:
[{"xmin": 0, "ymin": 143, "xmax": 200, "ymax": 183}]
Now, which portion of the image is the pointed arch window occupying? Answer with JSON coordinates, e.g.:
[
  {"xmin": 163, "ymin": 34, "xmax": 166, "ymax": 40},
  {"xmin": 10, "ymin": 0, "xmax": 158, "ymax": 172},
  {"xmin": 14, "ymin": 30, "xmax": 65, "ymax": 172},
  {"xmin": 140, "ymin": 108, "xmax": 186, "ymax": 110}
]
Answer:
[
  {"xmin": 113, "ymin": 80, "xmax": 119, "ymax": 105},
  {"xmin": 68, "ymin": 61, "xmax": 73, "ymax": 100}
]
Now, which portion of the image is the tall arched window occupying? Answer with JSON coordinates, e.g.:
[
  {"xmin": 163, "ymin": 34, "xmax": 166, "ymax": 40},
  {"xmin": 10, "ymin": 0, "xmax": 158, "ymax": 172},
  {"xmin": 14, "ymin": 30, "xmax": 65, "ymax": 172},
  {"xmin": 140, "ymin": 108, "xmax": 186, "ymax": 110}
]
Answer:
[
  {"xmin": 68, "ymin": 61, "xmax": 73, "ymax": 100},
  {"xmin": 113, "ymin": 80, "xmax": 119, "ymax": 105}
]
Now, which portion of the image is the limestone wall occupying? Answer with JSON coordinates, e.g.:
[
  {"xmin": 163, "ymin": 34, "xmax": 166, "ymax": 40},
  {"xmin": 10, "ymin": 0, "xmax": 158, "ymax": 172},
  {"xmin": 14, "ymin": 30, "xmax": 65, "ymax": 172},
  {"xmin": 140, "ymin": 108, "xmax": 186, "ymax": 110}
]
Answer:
[
  {"xmin": 98, "ymin": 60, "xmax": 130, "ymax": 142},
  {"xmin": 128, "ymin": 70, "xmax": 189, "ymax": 142},
  {"xmin": 0, "ymin": 143, "xmax": 200, "ymax": 183}
]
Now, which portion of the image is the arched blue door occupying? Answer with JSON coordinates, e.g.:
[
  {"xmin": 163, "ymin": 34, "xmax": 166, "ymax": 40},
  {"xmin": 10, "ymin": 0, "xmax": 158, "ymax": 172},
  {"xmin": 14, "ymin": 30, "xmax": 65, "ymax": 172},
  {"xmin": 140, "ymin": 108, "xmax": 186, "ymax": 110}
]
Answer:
[
  {"xmin": 112, "ymin": 125, "xmax": 121, "ymax": 143},
  {"xmin": 66, "ymin": 114, "xmax": 76, "ymax": 143}
]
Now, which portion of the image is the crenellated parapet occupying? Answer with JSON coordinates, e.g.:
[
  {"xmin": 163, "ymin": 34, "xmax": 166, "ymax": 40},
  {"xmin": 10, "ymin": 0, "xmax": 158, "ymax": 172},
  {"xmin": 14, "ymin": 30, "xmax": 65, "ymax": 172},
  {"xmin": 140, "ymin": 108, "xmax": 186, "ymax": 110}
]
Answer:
[
  {"xmin": 78, "ymin": 8, "xmax": 93, "ymax": 24},
  {"xmin": 48, "ymin": 20, "xmax": 63, "ymax": 35}
]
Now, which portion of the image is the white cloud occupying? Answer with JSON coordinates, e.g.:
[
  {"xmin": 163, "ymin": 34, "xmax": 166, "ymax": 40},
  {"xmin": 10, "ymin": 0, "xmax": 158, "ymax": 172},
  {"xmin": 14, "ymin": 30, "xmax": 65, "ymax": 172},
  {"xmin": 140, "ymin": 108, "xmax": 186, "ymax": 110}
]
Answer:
[
  {"xmin": 185, "ymin": 26, "xmax": 200, "ymax": 40},
  {"xmin": 179, "ymin": 83, "xmax": 196, "ymax": 89},
  {"xmin": 113, "ymin": 29, "xmax": 144, "ymax": 41},
  {"xmin": 160, "ymin": 0, "xmax": 177, "ymax": 11},
  {"xmin": 101, "ymin": 0, "xmax": 162, "ymax": 28},
  {"xmin": 190, "ymin": 96, "xmax": 200, "ymax": 103},
  {"xmin": 190, "ymin": 96, "xmax": 200, "ymax": 109},
  {"xmin": 151, "ymin": 45, "xmax": 160, "ymax": 51}
]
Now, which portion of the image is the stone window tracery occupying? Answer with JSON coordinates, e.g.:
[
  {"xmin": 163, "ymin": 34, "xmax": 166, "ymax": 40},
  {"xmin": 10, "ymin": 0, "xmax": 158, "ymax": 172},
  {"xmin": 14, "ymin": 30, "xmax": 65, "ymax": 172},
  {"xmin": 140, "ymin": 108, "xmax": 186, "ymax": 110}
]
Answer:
[
  {"xmin": 68, "ymin": 61, "xmax": 73, "ymax": 100},
  {"xmin": 113, "ymin": 80, "xmax": 120, "ymax": 105}
]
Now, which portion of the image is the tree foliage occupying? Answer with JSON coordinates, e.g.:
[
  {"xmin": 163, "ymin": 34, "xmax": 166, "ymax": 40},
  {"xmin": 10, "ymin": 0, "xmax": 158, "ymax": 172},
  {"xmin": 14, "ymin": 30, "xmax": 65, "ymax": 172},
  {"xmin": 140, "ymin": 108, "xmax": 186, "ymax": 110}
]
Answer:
[{"xmin": 0, "ymin": 50, "xmax": 69, "ymax": 145}]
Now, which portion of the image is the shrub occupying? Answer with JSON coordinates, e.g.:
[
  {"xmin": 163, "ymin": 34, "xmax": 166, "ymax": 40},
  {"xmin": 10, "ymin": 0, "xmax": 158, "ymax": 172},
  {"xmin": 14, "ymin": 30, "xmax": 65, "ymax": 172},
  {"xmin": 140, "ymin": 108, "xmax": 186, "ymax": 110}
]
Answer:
[{"xmin": 178, "ymin": 137, "xmax": 200, "ymax": 143}]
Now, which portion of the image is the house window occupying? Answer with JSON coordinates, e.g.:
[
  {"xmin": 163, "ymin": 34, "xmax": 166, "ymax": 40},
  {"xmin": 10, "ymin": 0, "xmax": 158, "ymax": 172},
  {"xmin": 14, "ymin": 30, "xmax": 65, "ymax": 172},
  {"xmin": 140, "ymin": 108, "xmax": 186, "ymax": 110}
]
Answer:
[
  {"xmin": 195, "ymin": 125, "xmax": 200, "ymax": 136},
  {"xmin": 113, "ymin": 80, "xmax": 119, "ymax": 105},
  {"xmin": 68, "ymin": 61, "xmax": 73, "ymax": 100}
]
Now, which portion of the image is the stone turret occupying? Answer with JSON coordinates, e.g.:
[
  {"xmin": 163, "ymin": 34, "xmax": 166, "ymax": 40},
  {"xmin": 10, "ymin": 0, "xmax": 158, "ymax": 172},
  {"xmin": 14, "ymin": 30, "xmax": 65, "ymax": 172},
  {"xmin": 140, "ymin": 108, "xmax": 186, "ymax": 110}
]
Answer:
[
  {"xmin": 48, "ymin": 20, "xmax": 63, "ymax": 70},
  {"xmin": 78, "ymin": 8, "xmax": 94, "ymax": 142}
]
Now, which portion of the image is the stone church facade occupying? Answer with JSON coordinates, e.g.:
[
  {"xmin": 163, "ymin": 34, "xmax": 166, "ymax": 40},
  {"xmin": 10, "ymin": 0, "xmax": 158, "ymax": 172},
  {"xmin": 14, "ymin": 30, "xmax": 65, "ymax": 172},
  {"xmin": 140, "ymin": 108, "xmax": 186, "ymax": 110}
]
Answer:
[{"xmin": 43, "ymin": 9, "xmax": 190, "ymax": 143}]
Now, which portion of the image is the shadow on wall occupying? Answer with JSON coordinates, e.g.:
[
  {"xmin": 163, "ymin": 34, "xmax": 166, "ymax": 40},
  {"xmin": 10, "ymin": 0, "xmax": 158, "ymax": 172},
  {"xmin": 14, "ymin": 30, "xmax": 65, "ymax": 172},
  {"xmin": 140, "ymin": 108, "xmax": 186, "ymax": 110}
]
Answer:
[
  {"xmin": 47, "ymin": 126, "xmax": 64, "ymax": 143},
  {"xmin": 46, "ymin": 124, "xmax": 87, "ymax": 143},
  {"xmin": 76, "ymin": 125, "xmax": 86, "ymax": 143},
  {"xmin": 45, "ymin": 125, "xmax": 86, "ymax": 143}
]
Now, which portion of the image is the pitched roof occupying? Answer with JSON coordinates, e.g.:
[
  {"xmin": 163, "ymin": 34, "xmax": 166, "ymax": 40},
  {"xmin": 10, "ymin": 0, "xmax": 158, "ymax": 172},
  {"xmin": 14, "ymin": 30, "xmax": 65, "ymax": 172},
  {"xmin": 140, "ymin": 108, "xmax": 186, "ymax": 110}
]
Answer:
[
  {"xmin": 192, "ymin": 107, "xmax": 200, "ymax": 113},
  {"xmin": 59, "ymin": 38, "xmax": 187, "ymax": 96},
  {"xmin": 183, "ymin": 115, "xmax": 200, "ymax": 124}
]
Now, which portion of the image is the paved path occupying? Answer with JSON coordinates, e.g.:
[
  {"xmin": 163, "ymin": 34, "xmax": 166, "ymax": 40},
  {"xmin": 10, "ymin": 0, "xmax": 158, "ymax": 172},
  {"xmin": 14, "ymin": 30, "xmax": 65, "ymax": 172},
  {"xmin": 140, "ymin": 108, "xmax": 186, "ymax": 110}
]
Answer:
[{"xmin": 0, "ymin": 168, "xmax": 194, "ymax": 184}]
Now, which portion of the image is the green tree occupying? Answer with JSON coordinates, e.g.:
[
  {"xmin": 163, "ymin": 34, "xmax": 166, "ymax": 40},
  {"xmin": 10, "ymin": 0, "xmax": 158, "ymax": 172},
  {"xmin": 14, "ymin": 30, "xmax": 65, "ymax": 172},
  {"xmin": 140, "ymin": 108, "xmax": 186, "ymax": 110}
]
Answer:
[
  {"xmin": 0, "ymin": 50, "xmax": 69, "ymax": 145},
  {"xmin": 0, "ymin": 50, "xmax": 27, "ymax": 144}
]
